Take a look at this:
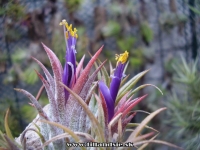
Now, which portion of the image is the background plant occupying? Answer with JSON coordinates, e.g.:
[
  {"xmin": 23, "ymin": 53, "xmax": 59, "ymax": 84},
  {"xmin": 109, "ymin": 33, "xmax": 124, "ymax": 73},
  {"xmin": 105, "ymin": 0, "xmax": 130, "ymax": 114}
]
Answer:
[{"xmin": 164, "ymin": 56, "xmax": 200, "ymax": 149}]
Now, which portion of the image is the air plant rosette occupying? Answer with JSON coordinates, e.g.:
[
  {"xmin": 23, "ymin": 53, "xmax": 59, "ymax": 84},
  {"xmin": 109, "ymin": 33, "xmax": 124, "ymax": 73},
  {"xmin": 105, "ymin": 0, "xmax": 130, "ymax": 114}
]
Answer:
[{"xmin": 0, "ymin": 20, "xmax": 182, "ymax": 150}]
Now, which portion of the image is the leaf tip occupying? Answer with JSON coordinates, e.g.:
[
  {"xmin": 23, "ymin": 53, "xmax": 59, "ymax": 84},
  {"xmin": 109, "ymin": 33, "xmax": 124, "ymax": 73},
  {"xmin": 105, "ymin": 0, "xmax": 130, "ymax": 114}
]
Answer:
[{"xmin": 14, "ymin": 88, "xmax": 21, "ymax": 92}]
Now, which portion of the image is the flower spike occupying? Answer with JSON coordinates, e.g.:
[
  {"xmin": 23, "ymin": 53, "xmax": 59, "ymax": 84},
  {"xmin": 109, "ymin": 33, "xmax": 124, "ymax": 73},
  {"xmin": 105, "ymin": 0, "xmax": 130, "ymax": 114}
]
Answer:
[
  {"xmin": 60, "ymin": 20, "xmax": 78, "ymax": 101},
  {"xmin": 99, "ymin": 50, "xmax": 129, "ymax": 122}
]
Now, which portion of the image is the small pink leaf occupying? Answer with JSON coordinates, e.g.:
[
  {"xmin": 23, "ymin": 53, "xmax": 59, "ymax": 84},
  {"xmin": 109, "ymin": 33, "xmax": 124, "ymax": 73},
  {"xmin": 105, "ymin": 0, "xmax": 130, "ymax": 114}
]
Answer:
[
  {"xmin": 122, "ymin": 95, "xmax": 147, "ymax": 118},
  {"xmin": 76, "ymin": 55, "xmax": 85, "ymax": 79},
  {"xmin": 79, "ymin": 60, "xmax": 107, "ymax": 101},
  {"xmin": 114, "ymin": 95, "xmax": 133, "ymax": 117},
  {"xmin": 41, "ymin": 43, "xmax": 63, "ymax": 74},
  {"xmin": 98, "ymin": 92, "xmax": 109, "ymax": 126},
  {"xmin": 72, "ymin": 45, "xmax": 103, "ymax": 94},
  {"xmin": 115, "ymin": 92, "xmax": 131, "ymax": 111}
]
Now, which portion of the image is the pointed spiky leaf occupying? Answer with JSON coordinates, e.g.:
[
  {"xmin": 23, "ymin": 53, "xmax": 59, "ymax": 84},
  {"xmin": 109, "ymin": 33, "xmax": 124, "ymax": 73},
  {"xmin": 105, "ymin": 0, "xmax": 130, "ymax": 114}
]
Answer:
[
  {"xmin": 127, "ymin": 108, "xmax": 167, "ymax": 141},
  {"xmin": 32, "ymin": 57, "xmax": 54, "ymax": 92},
  {"xmin": 72, "ymin": 45, "xmax": 103, "ymax": 94},
  {"xmin": 60, "ymin": 82, "xmax": 105, "ymax": 142},
  {"xmin": 127, "ymin": 123, "xmax": 159, "ymax": 133},
  {"xmin": 85, "ymin": 82, "xmax": 98, "ymax": 104},
  {"xmin": 138, "ymin": 134, "xmax": 158, "ymax": 150},
  {"xmin": 4, "ymin": 109, "xmax": 14, "ymax": 141},
  {"xmin": 122, "ymin": 95, "xmax": 147, "ymax": 118},
  {"xmin": 35, "ymin": 70, "xmax": 59, "ymax": 123},
  {"xmin": 95, "ymin": 94, "xmax": 106, "ymax": 137},
  {"xmin": 108, "ymin": 113, "xmax": 122, "ymax": 140},
  {"xmin": 76, "ymin": 55, "xmax": 85, "ymax": 79},
  {"xmin": 78, "ymin": 83, "xmax": 98, "ymax": 132},
  {"xmin": 129, "ymin": 84, "xmax": 163, "ymax": 98},
  {"xmin": 117, "ymin": 70, "xmax": 149, "ymax": 103},
  {"xmin": 41, "ymin": 43, "xmax": 65, "ymax": 124},
  {"xmin": 96, "ymin": 59, "xmax": 110, "ymax": 86},
  {"xmin": 79, "ymin": 60, "xmax": 106, "ymax": 101},
  {"xmin": 40, "ymin": 120, "xmax": 86, "ymax": 150},
  {"xmin": 14, "ymin": 88, "xmax": 49, "ymax": 120}
]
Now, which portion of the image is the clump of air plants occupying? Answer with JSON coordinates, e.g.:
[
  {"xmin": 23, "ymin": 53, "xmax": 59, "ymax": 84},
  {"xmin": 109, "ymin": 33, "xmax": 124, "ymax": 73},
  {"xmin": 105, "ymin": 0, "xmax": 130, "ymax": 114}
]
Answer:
[
  {"xmin": 164, "ymin": 57, "xmax": 200, "ymax": 150},
  {"xmin": 0, "ymin": 20, "xmax": 182, "ymax": 150}
]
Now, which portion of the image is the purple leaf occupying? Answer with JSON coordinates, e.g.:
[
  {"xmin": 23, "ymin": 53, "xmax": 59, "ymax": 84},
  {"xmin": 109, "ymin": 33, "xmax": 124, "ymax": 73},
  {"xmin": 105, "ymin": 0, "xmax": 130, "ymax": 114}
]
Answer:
[{"xmin": 41, "ymin": 43, "xmax": 65, "ymax": 125}]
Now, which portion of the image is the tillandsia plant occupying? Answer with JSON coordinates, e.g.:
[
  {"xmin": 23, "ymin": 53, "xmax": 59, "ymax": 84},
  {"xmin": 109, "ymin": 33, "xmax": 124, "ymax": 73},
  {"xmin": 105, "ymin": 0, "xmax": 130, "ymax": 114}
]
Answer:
[
  {"xmin": 164, "ymin": 57, "xmax": 200, "ymax": 150},
  {"xmin": 0, "ymin": 20, "xmax": 182, "ymax": 150}
]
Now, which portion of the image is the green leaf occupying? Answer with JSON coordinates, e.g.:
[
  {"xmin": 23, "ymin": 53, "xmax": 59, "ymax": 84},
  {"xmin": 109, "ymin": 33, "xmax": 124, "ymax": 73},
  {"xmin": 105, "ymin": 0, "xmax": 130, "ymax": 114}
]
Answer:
[
  {"xmin": 126, "ymin": 107, "xmax": 166, "ymax": 140},
  {"xmin": 188, "ymin": 5, "xmax": 200, "ymax": 15},
  {"xmin": 127, "ymin": 123, "xmax": 159, "ymax": 133},
  {"xmin": 97, "ymin": 59, "xmax": 110, "ymax": 87},
  {"xmin": 4, "ymin": 109, "xmax": 14, "ymax": 141},
  {"xmin": 138, "ymin": 134, "xmax": 158, "ymax": 150},
  {"xmin": 116, "ymin": 70, "xmax": 149, "ymax": 104},
  {"xmin": 129, "ymin": 84, "xmax": 163, "ymax": 98}
]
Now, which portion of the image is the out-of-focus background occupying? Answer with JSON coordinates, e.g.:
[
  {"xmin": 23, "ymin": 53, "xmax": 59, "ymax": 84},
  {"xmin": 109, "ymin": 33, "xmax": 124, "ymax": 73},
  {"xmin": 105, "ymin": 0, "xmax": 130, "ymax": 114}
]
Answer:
[{"xmin": 0, "ymin": 0, "xmax": 200, "ymax": 149}]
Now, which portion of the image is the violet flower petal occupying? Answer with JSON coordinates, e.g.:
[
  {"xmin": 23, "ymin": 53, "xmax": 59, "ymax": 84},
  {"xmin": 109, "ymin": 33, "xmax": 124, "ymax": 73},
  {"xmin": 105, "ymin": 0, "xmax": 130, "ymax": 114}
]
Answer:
[
  {"xmin": 63, "ymin": 34, "xmax": 77, "ymax": 100},
  {"xmin": 110, "ymin": 76, "xmax": 121, "ymax": 101},
  {"xmin": 110, "ymin": 63, "xmax": 125, "ymax": 102},
  {"xmin": 99, "ymin": 81, "xmax": 114, "ymax": 121}
]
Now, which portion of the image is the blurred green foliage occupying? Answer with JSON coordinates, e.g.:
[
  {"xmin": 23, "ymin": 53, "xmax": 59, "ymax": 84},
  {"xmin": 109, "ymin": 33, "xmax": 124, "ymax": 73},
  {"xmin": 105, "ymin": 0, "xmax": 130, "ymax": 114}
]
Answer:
[
  {"xmin": 188, "ymin": 3, "xmax": 200, "ymax": 16},
  {"xmin": 164, "ymin": 56, "xmax": 200, "ymax": 149},
  {"xmin": 159, "ymin": 12, "xmax": 187, "ymax": 30},
  {"xmin": 65, "ymin": 0, "xmax": 82, "ymax": 13},
  {"xmin": 0, "ymin": 52, "xmax": 7, "ymax": 63},
  {"xmin": 5, "ymin": 28, "xmax": 22, "ymax": 41},
  {"xmin": 4, "ymin": 49, "xmax": 39, "ymax": 85},
  {"xmin": 140, "ymin": 22, "xmax": 154, "ymax": 44},
  {"xmin": 0, "ymin": 0, "xmax": 25, "ymax": 20},
  {"xmin": 102, "ymin": 21, "xmax": 121, "ymax": 37},
  {"xmin": 189, "ymin": 6, "xmax": 200, "ymax": 15},
  {"xmin": 117, "ymin": 37, "xmax": 136, "ymax": 51},
  {"xmin": 0, "ymin": 95, "xmax": 49, "ymax": 138},
  {"xmin": 0, "ymin": 99, "xmax": 22, "ymax": 137},
  {"xmin": 98, "ymin": 1, "xmax": 155, "ymax": 69},
  {"xmin": 0, "ymin": 0, "xmax": 25, "ymax": 41}
]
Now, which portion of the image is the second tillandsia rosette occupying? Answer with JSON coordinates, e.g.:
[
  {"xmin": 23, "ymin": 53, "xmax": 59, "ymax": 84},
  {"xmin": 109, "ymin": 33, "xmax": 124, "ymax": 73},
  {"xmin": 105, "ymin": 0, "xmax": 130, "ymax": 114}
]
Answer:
[{"xmin": 10, "ymin": 19, "xmax": 182, "ymax": 150}]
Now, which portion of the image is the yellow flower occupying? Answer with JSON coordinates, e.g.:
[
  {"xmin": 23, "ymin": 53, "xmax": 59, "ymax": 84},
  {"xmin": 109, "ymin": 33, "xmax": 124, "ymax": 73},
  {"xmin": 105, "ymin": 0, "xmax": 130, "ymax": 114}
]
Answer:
[
  {"xmin": 59, "ymin": 20, "xmax": 78, "ymax": 39},
  {"xmin": 115, "ymin": 51, "xmax": 129, "ymax": 64}
]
